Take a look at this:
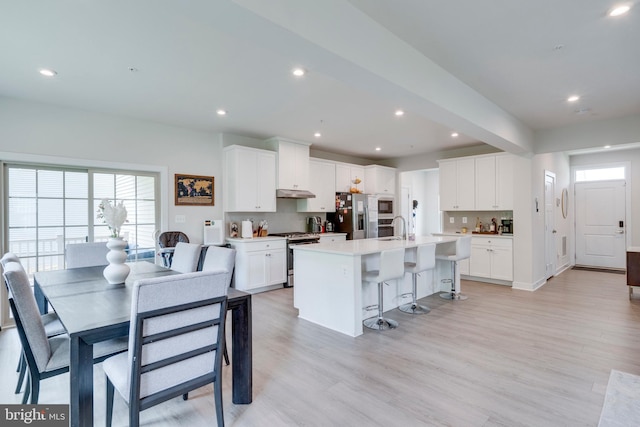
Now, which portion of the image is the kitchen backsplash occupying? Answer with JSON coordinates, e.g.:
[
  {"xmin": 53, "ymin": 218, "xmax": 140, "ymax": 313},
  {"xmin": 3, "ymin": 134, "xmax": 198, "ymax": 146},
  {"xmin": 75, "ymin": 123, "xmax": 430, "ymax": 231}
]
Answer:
[
  {"xmin": 225, "ymin": 199, "xmax": 326, "ymax": 236},
  {"xmin": 442, "ymin": 210, "xmax": 513, "ymax": 234}
]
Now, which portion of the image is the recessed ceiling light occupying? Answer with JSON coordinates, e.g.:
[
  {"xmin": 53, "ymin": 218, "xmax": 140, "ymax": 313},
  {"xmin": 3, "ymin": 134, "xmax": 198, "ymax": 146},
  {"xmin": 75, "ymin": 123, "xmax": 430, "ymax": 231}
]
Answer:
[
  {"xmin": 314, "ymin": 132, "xmax": 321, "ymax": 138},
  {"xmin": 375, "ymin": 147, "xmax": 381, "ymax": 151},
  {"xmin": 394, "ymin": 110, "xmax": 404, "ymax": 116},
  {"xmin": 567, "ymin": 95, "xmax": 580, "ymax": 102},
  {"xmin": 604, "ymin": 145, "xmax": 611, "ymax": 149},
  {"xmin": 39, "ymin": 68, "xmax": 57, "ymax": 77},
  {"xmin": 451, "ymin": 132, "xmax": 459, "ymax": 137},
  {"xmin": 609, "ymin": 5, "xmax": 631, "ymax": 16},
  {"xmin": 216, "ymin": 109, "xmax": 227, "ymax": 116},
  {"xmin": 292, "ymin": 68, "xmax": 305, "ymax": 77}
]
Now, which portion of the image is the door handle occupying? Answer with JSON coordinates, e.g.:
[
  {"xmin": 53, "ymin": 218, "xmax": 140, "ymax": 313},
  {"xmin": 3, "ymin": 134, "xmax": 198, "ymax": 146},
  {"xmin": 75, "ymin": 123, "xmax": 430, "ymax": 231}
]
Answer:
[
  {"xmin": 615, "ymin": 230, "xmax": 625, "ymax": 234},
  {"xmin": 552, "ymin": 230, "xmax": 557, "ymax": 234}
]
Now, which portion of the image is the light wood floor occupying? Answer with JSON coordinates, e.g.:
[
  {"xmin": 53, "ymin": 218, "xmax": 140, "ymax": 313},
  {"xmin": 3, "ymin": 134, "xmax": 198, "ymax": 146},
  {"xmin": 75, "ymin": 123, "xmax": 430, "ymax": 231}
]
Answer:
[{"xmin": 2, "ymin": 268, "xmax": 640, "ymax": 426}]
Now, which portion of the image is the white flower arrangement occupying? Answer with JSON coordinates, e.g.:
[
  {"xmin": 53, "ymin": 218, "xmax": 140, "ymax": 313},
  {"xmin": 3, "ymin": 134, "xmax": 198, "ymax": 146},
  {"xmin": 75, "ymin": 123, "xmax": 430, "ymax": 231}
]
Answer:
[{"xmin": 97, "ymin": 199, "xmax": 128, "ymax": 238}]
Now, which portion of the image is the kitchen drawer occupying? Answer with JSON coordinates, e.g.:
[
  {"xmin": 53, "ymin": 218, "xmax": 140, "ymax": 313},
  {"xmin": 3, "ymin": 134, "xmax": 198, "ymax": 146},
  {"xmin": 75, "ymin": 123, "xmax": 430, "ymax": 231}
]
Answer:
[
  {"xmin": 472, "ymin": 236, "xmax": 512, "ymax": 248},
  {"xmin": 232, "ymin": 239, "xmax": 285, "ymax": 252}
]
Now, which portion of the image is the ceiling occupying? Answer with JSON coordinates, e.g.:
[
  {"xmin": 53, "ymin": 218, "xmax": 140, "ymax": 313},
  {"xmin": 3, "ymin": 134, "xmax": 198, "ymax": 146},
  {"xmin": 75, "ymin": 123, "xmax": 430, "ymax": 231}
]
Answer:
[{"xmin": 1, "ymin": 0, "xmax": 638, "ymax": 160}]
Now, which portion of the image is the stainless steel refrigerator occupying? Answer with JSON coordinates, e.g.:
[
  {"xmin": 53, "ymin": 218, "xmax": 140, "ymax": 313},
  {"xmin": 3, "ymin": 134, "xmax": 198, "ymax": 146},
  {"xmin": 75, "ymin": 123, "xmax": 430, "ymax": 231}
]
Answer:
[{"xmin": 330, "ymin": 193, "xmax": 369, "ymax": 240}]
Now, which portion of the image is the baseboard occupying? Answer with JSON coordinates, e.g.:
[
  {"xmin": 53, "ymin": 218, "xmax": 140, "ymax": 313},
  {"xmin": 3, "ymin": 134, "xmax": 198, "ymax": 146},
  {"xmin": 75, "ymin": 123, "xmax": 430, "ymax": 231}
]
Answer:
[
  {"xmin": 556, "ymin": 262, "xmax": 571, "ymax": 275},
  {"xmin": 512, "ymin": 277, "xmax": 546, "ymax": 291}
]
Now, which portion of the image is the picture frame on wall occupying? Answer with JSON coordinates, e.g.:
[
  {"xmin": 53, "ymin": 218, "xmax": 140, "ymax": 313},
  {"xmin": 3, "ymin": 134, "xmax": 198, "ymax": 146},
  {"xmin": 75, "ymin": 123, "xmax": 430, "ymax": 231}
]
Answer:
[{"xmin": 175, "ymin": 174, "xmax": 214, "ymax": 206}]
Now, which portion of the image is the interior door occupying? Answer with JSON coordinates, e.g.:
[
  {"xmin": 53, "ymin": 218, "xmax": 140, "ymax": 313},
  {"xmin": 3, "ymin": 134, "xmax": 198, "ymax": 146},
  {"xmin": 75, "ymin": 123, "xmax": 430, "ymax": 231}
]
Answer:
[
  {"xmin": 575, "ymin": 180, "xmax": 626, "ymax": 268},
  {"xmin": 544, "ymin": 171, "xmax": 556, "ymax": 279}
]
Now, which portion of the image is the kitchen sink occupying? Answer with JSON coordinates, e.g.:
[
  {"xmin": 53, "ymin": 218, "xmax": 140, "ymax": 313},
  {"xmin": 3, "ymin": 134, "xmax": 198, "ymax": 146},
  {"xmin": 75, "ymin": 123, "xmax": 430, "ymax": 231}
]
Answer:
[{"xmin": 377, "ymin": 236, "xmax": 403, "ymax": 241}]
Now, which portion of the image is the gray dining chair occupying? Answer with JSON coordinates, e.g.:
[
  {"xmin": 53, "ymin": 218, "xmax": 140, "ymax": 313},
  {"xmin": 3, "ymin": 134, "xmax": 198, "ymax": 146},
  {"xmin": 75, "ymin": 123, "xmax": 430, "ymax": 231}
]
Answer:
[
  {"xmin": 170, "ymin": 242, "xmax": 202, "ymax": 273},
  {"xmin": 1, "ymin": 253, "xmax": 66, "ymax": 395},
  {"xmin": 3, "ymin": 261, "xmax": 128, "ymax": 404},
  {"xmin": 201, "ymin": 246, "xmax": 236, "ymax": 366},
  {"xmin": 66, "ymin": 242, "xmax": 110, "ymax": 269},
  {"xmin": 103, "ymin": 271, "xmax": 228, "ymax": 427}
]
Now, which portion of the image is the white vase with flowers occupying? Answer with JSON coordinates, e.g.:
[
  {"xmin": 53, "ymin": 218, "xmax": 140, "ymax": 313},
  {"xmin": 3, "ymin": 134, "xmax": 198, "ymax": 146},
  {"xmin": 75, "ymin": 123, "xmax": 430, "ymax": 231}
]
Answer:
[{"xmin": 97, "ymin": 199, "xmax": 130, "ymax": 284}]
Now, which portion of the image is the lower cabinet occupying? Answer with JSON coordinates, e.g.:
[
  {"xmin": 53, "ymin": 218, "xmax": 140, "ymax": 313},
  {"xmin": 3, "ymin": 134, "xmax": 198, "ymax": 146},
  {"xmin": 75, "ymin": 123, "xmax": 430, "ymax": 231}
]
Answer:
[
  {"xmin": 228, "ymin": 238, "xmax": 286, "ymax": 292},
  {"xmin": 469, "ymin": 237, "xmax": 513, "ymax": 281}
]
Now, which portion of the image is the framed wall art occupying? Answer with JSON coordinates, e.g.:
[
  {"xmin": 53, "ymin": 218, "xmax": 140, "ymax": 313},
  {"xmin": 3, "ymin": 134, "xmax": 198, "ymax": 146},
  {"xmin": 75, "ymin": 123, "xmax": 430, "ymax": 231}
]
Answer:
[{"xmin": 175, "ymin": 174, "xmax": 214, "ymax": 206}]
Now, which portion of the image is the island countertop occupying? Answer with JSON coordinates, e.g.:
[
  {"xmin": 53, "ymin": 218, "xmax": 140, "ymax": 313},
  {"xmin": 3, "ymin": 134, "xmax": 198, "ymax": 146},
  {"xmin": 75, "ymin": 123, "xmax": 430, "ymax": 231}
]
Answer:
[{"xmin": 292, "ymin": 235, "xmax": 458, "ymax": 256}]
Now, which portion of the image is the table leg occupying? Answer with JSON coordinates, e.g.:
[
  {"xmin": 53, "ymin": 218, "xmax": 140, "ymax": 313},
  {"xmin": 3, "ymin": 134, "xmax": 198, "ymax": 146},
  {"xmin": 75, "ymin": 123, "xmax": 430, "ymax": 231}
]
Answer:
[
  {"xmin": 33, "ymin": 280, "xmax": 48, "ymax": 314},
  {"xmin": 69, "ymin": 336, "xmax": 94, "ymax": 427},
  {"xmin": 231, "ymin": 296, "xmax": 252, "ymax": 404}
]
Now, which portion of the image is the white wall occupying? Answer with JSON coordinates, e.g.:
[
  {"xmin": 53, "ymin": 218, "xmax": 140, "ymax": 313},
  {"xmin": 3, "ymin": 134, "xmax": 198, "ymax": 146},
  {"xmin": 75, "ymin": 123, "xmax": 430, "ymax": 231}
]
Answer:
[{"xmin": 0, "ymin": 97, "xmax": 223, "ymax": 244}]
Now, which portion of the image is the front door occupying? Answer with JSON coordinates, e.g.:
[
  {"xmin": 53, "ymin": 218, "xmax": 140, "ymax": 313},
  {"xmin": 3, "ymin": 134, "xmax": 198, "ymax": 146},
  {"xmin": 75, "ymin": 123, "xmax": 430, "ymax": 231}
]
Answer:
[{"xmin": 575, "ymin": 180, "xmax": 626, "ymax": 269}]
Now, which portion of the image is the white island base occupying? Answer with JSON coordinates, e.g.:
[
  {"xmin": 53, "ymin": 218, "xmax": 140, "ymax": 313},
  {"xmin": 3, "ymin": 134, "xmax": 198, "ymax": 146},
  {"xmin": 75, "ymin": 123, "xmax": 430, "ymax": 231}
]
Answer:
[{"xmin": 293, "ymin": 236, "xmax": 458, "ymax": 337}]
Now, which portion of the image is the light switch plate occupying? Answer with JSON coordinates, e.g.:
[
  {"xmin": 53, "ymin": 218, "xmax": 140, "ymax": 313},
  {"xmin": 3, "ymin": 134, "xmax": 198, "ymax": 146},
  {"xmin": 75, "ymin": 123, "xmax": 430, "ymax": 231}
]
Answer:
[
  {"xmin": 175, "ymin": 215, "xmax": 186, "ymax": 223},
  {"xmin": 462, "ymin": 217, "xmax": 467, "ymax": 224},
  {"xmin": 449, "ymin": 217, "xmax": 455, "ymax": 223}
]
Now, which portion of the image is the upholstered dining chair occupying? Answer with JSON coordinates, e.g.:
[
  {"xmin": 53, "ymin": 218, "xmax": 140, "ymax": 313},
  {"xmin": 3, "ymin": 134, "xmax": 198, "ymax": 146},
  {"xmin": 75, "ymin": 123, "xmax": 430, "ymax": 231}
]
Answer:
[
  {"xmin": 170, "ymin": 242, "xmax": 202, "ymax": 273},
  {"xmin": 156, "ymin": 231, "xmax": 190, "ymax": 267},
  {"xmin": 3, "ymin": 261, "xmax": 128, "ymax": 404},
  {"xmin": 1, "ymin": 253, "xmax": 66, "ymax": 396},
  {"xmin": 66, "ymin": 242, "xmax": 110, "ymax": 269},
  {"xmin": 201, "ymin": 246, "xmax": 237, "ymax": 365},
  {"xmin": 103, "ymin": 271, "xmax": 228, "ymax": 427}
]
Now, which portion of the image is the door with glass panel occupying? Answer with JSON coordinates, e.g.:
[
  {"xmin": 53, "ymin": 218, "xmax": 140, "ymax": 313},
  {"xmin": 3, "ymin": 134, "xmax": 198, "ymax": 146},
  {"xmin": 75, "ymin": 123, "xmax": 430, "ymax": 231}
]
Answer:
[{"xmin": 2, "ymin": 165, "xmax": 158, "ymax": 327}]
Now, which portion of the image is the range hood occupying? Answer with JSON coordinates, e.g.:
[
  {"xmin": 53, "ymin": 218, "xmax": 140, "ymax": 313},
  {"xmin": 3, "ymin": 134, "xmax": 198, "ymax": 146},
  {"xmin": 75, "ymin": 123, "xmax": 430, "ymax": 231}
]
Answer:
[{"xmin": 276, "ymin": 189, "xmax": 316, "ymax": 199}]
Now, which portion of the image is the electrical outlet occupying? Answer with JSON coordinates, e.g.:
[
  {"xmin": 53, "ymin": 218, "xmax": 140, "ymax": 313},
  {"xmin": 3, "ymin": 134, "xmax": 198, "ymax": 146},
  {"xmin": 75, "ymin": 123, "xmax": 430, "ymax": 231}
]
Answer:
[
  {"xmin": 462, "ymin": 217, "xmax": 467, "ymax": 224},
  {"xmin": 175, "ymin": 215, "xmax": 186, "ymax": 223},
  {"xmin": 449, "ymin": 217, "xmax": 455, "ymax": 223}
]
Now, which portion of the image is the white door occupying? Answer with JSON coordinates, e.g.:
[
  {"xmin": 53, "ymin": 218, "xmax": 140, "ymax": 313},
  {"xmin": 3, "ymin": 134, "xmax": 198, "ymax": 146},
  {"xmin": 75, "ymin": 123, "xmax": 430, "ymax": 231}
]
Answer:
[
  {"xmin": 575, "ymin": 180, "xmax": 626, "ymax": 268},
  {"xmin": 544, "ymin": 172, "xmax": 556, "ymax": 279}
]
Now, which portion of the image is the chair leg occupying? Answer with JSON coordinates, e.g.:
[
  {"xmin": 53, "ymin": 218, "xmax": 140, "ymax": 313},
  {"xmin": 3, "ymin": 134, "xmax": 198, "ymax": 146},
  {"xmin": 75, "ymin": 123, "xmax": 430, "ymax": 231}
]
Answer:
[
  {"xmin": 223, "ymin": 338, "xmax": 230, "ymax": 366},
  {"xmin": 363, "ymin": 282, "xmax": 398, "ymax": 330},
  {"xmin": 28, "ymin": 372, "xmax": 40, "ymax": 404},
  {"xmin": 399, "ymin": 272, "xmax": 431, "ymax": 314},
  {"xmin": 15, "ymin": 353, "xmax": 26, "ymax": 394},
  {"xmin": 214, "ymin": 378, "xmax": 225, "ymax": 427},
  {"xmin": 106, "ymin": 377, "xmax": 115, "ymax": 427},
  {"xmin": 21, "ymin": 373, "xmax": 31, "ymax": 405},
  {"xmin": 440, "ymin": 261, "xmax": 467, "ymax": 300}
]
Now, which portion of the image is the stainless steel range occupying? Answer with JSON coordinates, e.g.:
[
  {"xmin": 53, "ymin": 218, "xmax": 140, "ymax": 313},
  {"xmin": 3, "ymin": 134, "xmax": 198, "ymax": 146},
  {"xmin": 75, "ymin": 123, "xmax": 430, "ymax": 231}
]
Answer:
[{"xmin": 269, "ymin": 232, "xmax": 320, "ymax": 287}]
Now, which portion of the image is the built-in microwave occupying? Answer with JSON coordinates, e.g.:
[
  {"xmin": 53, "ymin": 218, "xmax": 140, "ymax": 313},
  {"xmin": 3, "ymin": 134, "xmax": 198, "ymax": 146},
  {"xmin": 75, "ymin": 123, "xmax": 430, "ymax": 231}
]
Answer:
[{"xmin": 378, "ymin": 197, "xmax": 394, "ymax": 215}]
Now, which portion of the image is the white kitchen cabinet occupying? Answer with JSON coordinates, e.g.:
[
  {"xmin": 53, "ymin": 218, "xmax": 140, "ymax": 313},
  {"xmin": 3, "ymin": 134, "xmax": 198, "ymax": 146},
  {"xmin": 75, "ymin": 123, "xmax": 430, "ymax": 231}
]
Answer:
[
  {"xmin": 335, "ymin": 162, "xmax": 365, "ymax": 193},
  {"xmin": 223, "ymin": 145, "xmax": 276, "ymax": 212},
  {"xmin": 438, "ymin": 158, "xmax": 475, "ymax": 210},
  {"xmin": 228, "ymin": 238, "xmax": 287, "ymax": 292},
  {"xmin": 364, "ymin": 165, "xmax": 396, "ymax": 195},
  {"xmin": 475, "ymin": 154, "xmax": 514, "ymax": 210},
  {"xmin": 298, "ymin": 159, "xmax": 336, "ymax": 213},
  {"xmin": 469, "ymin": 236, "xmax": 513, "ymax": 281},
  {"xmin": 459, "ymin": 258, "xmax": 470, "ymax": 275},
  {"xmin": 266, "ymin": 137, "xmax": 310, "ymax": 191},
  {"xmin": 319, "ymin": 234, "xmax": 346, "ymax": 243}
]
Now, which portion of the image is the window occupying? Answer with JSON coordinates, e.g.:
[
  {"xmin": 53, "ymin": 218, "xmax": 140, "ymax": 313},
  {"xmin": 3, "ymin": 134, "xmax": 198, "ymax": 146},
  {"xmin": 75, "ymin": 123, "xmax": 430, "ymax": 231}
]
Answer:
[
  {"xmin": 4, "ymin": 164, "xmax": 158, "ymax": 277},
  {"xmin": 575, "ymin": 166, "xmax": 625, "ymax": 182}
]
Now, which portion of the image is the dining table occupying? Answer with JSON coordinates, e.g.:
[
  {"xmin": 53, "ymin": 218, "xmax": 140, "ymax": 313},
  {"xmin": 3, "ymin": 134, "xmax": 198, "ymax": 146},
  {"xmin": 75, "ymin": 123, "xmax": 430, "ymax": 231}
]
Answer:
[{"xmin": 33, "ymin": 261, "xmax": 252, "ymax": 427}]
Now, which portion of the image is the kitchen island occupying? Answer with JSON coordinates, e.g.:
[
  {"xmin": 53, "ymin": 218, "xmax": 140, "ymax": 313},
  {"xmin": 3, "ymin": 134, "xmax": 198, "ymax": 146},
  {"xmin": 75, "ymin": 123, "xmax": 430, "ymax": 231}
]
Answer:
[{"xmin": 293, "ymin": 235, "xmax": 459, "ymax": 337}]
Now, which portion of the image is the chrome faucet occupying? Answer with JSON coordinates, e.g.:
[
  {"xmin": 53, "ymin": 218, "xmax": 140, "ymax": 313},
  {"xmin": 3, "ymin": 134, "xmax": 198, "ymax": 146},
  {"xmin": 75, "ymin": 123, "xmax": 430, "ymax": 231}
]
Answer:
[{"xmin": 391, "ymin": 215, "xmax": 407, "ymax": 240}]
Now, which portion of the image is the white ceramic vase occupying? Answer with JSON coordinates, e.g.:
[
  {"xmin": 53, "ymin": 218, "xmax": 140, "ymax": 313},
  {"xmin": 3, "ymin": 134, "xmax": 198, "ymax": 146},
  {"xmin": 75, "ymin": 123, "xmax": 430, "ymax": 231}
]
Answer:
[{"xmin": 103, "ymin": 237, "xmax": 130, "ymax": 284}]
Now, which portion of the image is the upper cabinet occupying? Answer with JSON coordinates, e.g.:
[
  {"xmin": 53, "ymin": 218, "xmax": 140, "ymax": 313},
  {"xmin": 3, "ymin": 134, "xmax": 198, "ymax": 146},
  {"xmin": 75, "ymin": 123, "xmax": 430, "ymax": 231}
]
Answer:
[
  {"xmin": 223, "ymin": 145, "xmax": 276, "ymax": 212},
  {"xmin": 438, "ymin": 158, "xmax": 475, "ymax": 210},
  {"xmin": 298, "ymin": 159, "xmax": 336, "ymax": 213},
  {"xmin": 266, "ymin": 137, "xmax": 310, "ymax": 191},
  {"xmin": 475, "ymin": 154, "xmax": 514, "ymax": 210},
  {"xmin": 364, "ymin": 165, "xmax": 396, "ymax": 195},
  {"xmin": 335, "ymin": 162, "xmax": 365, "ymax": 193}
]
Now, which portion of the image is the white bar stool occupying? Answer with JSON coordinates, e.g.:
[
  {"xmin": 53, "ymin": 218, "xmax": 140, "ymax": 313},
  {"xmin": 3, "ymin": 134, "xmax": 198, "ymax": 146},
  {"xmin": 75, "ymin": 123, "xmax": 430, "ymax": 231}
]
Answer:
[
  {"xmin": 363, "ymin": 248, "xmax": 406, "ymax": 330},
  {"xmin": 435, "ymin": 236, "xmax": 472, "ymax": 300},
  {"xmin": 399, "ymin": 243, "xmax": 436, "ymax": 314}
]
